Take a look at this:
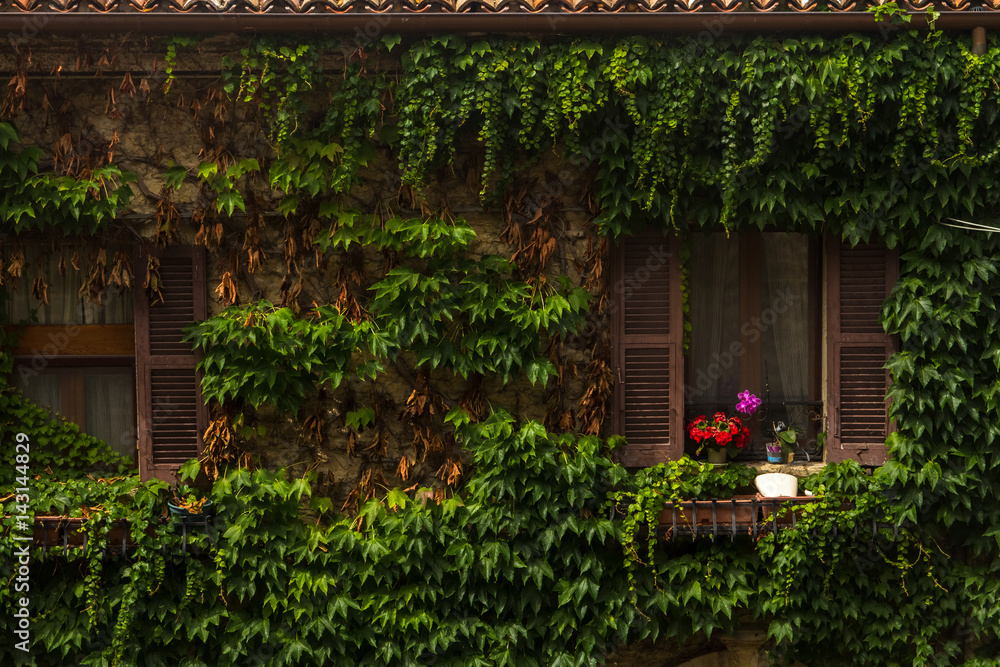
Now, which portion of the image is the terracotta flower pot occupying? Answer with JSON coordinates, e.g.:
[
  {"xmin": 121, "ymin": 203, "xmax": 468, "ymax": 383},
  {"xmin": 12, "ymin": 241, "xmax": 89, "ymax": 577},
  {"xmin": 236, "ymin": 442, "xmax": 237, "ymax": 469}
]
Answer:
[{"xmin": 33, "ymin": 517, "xmax": 85, "ymax": 547}]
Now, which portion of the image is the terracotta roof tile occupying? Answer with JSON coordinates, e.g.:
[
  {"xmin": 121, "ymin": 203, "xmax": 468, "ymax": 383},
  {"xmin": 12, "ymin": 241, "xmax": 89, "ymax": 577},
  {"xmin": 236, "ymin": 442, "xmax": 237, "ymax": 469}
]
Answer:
[{"xmin": 1, "ymin": 0, "xmax": 1000, "ymax": 23}]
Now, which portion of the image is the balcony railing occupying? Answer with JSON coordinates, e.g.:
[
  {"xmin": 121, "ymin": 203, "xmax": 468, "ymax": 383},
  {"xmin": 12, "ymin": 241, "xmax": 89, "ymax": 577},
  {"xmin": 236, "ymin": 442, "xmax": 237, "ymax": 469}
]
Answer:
[
  {"xmin": 658, "ymin": 495, "xmax": 823, "ymax": 540},
  {"xmin": 28, "ymin": 516, "xmax": 215, "ymax": 558}
]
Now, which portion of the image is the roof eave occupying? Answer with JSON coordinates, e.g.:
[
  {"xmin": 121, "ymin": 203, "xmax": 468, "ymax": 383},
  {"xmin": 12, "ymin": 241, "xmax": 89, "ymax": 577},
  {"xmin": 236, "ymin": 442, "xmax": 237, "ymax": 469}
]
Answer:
[{"xmin": 0, "ymin": 11, "xmax": 993, "ymax": 37}]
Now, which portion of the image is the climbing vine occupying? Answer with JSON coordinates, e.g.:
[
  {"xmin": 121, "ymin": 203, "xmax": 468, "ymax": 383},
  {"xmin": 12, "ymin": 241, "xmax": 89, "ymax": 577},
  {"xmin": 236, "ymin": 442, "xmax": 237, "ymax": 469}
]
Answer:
[
  {"xmin": 4, "ymin": 26, "xmax": 1000, "ymax": 666},
  {"xmin": 0, "ymin": 122, "xmax": 133, "ymax": 234},
  {"xmin": 391, "ymin": 30, "xmax": 1000, "ymax": 244}
]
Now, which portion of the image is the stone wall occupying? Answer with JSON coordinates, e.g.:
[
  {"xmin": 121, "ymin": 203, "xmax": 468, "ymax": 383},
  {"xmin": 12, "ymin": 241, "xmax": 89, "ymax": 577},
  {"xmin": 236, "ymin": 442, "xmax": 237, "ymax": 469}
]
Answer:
[{"xmin": 1, "ymin": 34, "xmax": 606, "ymax": 508}]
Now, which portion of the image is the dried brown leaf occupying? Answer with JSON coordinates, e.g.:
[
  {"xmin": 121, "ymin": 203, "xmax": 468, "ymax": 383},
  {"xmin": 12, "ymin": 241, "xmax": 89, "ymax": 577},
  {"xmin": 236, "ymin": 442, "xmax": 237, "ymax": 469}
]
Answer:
[
  {"xmin": 215, "ymin": 271, "xmax": 238, "ymax": 307},
  {"xmin": 396, "ymin": 456, "xmax": 410, "ymax": 482},
  {"xmin": 144, "ymin": 255, "xmax": 163, "ymax": 306},
  {"xmin": 7, "ymin": 248, "xmax": 24, "ymax": 278},
  {"xmin": 119, "ymin": 72, "xmax": 135, "ymax": 97},
  {"xmin": 31, "ymin": 276, "xmax": 48, "ymax": 305}
]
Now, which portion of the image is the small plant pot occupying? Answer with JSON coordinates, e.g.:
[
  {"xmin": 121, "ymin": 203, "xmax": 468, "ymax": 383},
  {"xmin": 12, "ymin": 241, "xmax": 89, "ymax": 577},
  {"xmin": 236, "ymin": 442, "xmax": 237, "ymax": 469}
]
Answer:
[
  {"xmin": 755, "ymin": 472, "xmax": 798, "ymax": 498},
  {"xmin": 766, "ymin": 444, "xmax": 795, "ymax": 464},
  {"xmin": 706, "ymin": 447, "xmax": 728, "ymax": 465},
  {"xmin": 31, "ymin": 517, "xmax": 148, "ymax": 550},
  {"xmin": 167, "ymin": 500, "xmax": 214, "ymax": 525}
]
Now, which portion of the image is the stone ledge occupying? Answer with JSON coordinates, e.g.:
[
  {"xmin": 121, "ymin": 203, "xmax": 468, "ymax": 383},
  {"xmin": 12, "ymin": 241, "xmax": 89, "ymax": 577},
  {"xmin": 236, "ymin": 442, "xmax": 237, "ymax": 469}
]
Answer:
[{"xmin": 744, "ymin": 460, "xmax": 826, "ymax": 479}]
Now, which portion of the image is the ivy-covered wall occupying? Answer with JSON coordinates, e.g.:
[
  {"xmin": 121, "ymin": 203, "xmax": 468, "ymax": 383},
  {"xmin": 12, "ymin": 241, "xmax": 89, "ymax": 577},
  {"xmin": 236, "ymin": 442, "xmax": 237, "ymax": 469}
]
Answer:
[
  {"xmin": 3, "ymin": 24, "xmax": 1000, "ymax": 666},
  {"xmin": 1, "ymin": 35, "xmax": 602, "ymax": 507}
]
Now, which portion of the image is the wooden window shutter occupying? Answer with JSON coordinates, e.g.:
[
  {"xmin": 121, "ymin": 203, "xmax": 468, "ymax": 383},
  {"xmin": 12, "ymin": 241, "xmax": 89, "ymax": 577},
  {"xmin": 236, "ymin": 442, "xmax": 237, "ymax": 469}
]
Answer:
[
  {"xmin": 826, "ymin": 239, "xmax": 898, "ymax": 466},
  {"xmin": 613, "ymin": 231, "xmax": 683, "ymax": 466},
  {"xmin": 134, "ymin": 245, "xmax": 208, "ymax": 482}
]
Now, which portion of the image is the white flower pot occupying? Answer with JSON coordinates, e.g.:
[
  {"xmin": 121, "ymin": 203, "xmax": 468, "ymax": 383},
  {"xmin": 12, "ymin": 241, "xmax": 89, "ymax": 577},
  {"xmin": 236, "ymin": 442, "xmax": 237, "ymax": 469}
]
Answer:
[{"xmin": 755, "ymin": 472, "xmax": 798, "ymax": 498}]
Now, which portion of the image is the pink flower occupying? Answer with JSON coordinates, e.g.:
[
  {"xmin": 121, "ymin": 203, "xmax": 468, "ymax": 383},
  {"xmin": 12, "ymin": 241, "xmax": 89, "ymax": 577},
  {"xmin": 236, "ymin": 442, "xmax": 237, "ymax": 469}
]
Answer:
[{"xmin": 736, "ymin": 391, "xmax": 761, "ymax": 416}]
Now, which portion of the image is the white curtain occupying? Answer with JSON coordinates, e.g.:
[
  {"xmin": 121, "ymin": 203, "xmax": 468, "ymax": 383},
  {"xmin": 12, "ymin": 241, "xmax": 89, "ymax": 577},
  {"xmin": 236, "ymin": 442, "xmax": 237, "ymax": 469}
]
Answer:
[
  {"xmin": 8, "ymin": 245, "xmax": 77, "ymax": 324},
  {"xmin": 762, "ymin": 234, "xmax": 811, "ymax": 402},
  {"xmin": 85, "ymin": 373, "xmax": 136, "ymax": 461},
  {"xmin": 6, "ymin": 244, "xmax": 132, "ymax": 324},
  {"xmin": 15, "ymin": 372, "xmax": 62, "ymax": 416},
  {"xmin": 688, "ymin": 234, "xmax": 741, "ymax": 402},
  {"xmin": 82, "ymin": 292, "xmax": 132, "ymax": 324}
]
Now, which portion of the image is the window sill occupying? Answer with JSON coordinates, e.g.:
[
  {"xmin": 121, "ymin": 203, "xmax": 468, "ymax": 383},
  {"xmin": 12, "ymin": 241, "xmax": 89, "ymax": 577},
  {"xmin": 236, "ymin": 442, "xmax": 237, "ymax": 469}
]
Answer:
[
  {"xmin": 8, "ymin": 323, "xmax": 134, "ymax": 356},
  {"xmin": 745, "ymin": 460, "xmax": 825, "ymax": 479}
]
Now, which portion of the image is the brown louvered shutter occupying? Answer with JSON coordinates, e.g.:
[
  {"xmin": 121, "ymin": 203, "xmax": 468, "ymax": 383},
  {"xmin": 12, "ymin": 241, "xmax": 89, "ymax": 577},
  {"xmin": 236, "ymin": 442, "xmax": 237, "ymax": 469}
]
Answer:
[
  {"xmin": 826, "ymin": 239, "xmax": 898, "ymax": 465},
  {"xmin": 134, "ymin": 245, "xmax": 208, "ymax": 482},
  {"xmin": 613, "ymin": 231, "xmax": 683, "ymax": 466}
]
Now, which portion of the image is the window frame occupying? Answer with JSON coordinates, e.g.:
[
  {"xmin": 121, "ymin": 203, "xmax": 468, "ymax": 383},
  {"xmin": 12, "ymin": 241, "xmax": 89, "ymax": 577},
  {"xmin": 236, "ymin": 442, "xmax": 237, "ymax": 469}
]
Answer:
[
  {"xmin": 824, "ymin": 238, "xmax": 898, "ymax": 466},
  {"xmin": 134, "ymin": 244, "xmax": 208, "ymax": 482},
  {"xmin": 7, "ymin": 274, "xmax": 138, "ymax": 463},
  {"xmin": 12, "ymin": 323, "xmax": 135, "ymax": 357},
  {"xmin": 612, "ymin": 231, "xmax": 897, "ymax": 467},
  {"xmin": 683, "ymin": 231, "xmax": 824, "ymax": 459},
  {"xmin": 3, "ymin": 243, "xmax": 208, "ymax": 482},
  {"xmin": 12, "ymin": 361, "xmax": 137, "ymax": 458}
]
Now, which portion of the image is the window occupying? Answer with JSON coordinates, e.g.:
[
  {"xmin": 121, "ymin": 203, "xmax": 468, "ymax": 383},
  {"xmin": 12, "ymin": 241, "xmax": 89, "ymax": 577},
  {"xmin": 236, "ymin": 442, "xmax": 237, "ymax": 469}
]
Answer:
[
  {"xmin": 824, "ymin": 239, "xmax": 897, "ymax": 465},
  {"xmin": 4, "ymin": 243, "xmax": 208, "ymax": 481},
  {"xmin": 613, "ymin": 230, "xmax": 896, "ymax": 467},
  {"xmin": 7, "ymin": 244, "xmax": 137, "ymax": 462},
  {"xmin": 685, "ymin": 232, "xmax": 821, "ymax": 459},
  {"xmin": 16, "ymin": 365, "xmax": 137, "ymax": 459}
]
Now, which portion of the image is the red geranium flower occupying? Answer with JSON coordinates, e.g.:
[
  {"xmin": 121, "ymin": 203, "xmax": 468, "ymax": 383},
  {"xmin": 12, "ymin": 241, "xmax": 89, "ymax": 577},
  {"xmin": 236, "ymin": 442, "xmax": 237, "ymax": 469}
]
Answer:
[{"xmin": 686, "ymin": 392, "xmax": 757, "ymax": 456}]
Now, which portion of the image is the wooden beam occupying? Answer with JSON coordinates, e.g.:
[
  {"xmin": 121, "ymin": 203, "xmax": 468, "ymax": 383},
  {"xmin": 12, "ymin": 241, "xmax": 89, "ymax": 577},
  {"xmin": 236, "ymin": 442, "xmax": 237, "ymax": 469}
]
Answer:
[{"xmin": 10, "ymin": 325, "xmax": 135, "ymax": 357}]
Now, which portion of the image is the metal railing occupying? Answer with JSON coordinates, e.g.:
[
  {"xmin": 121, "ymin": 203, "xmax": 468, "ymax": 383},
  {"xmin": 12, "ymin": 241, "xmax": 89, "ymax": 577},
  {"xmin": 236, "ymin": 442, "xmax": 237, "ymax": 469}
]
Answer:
[
  {"xmin": 658, "ymin": 496, "xmax": 824, "ymax": 540},
  {"xmin": 27, "ymin": 496, "xmax": 835, "ymax": 558},
  {"xmin": 31, "ymin": 516, "xmax": 216, "ymax": 559}
]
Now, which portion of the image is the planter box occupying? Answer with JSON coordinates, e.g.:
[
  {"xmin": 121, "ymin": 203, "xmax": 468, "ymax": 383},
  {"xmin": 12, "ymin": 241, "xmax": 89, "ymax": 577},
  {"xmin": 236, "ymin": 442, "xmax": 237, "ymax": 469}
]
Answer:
[
  {"xmin": 660, "ymin": 495, "xmax": 759, "ymax": 538},
  {"xmin": 757, "ymin": 495, "xmax": 820, "ymax": 527},
  {"xmin": 32, "ymin": 517, "xmax": 144, "ymax": 551},
  {"xmin": 34, "ymin": 517, "xmax": 85, "ymax": 547}
]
